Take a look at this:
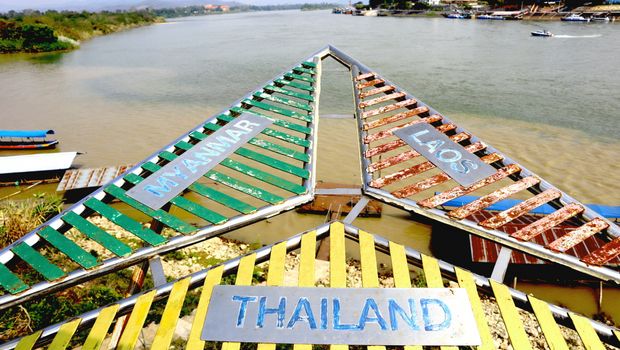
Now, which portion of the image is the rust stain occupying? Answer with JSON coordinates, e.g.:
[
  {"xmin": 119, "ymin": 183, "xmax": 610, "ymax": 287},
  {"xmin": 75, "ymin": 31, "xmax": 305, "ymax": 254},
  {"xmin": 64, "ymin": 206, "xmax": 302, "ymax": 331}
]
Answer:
[
  {"xmin": 511, "ymin": 203, "xmax": 584, "ymax": 241},
  {"xmin": 359, "ymin": 92, "xmax": 406, "ymax": 109},
  {"xmin": 362, "ymin": 99, "xmax": 417, "ymax": 119},
  {"xmin": 548, "ymin": 218, "xmax": 609, "ymax": 252},
  {"xmin": 364, "ymin": 124, "xmax": 458, "ymax": 158},
  {"xmin": 447, "ymin": 176, "xmax": 541, "ymax": 220},
  {"xmin": 391, "ymin": 153, "xmax": 503, "ymax": 198},
  {"xmin": 359, "ymin": 85, "xmax": 396, "ymax": 99},
  {"xmin": 57, "ymin": 165, "xmax": 133, "ymax": 191},
  {"xmin": 364, "ymin": 115, "xmax": 442, "ymax": 144},
  {"xmin": 479, "ymin": 189, "xmax": 562, "ymax": 229},
  {"xmin": 581, "ymin": 237, "xmax": 620, "ymax": 266},
  {"xmin": 363, "ymin": 106, "xmax": 429, "ymax": 131},
  {"xmin": 367, "ymin": 130, "xmax": 468, "ymax": 173},
  {"xmin": 356, "ymin": 79, "xmax": 384, "ymax": 90},
  {"xmin": 370, "ymin": 141, "xmax": 486, "ymax": 188},
  {"xmin": 355, "ymin": 72, "xmax": 376, "ymax": 81}
]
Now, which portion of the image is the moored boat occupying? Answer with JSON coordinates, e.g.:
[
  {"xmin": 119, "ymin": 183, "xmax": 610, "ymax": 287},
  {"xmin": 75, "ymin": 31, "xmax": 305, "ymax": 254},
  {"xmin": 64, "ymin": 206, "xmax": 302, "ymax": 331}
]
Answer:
[
  {"xmin": 561, "ymin": 13, "xmax": 590, "ymax": 22},
  {"xmin": 531, "ymin": 29, "xmax": 553, "ymax": 37},
  {"xmin": 0, "ymin": 129, "xmax": 59, "ymax": 150},
  {"xmin": 477, "ymin": 14, "xmax": 506, "ymax": 20}
]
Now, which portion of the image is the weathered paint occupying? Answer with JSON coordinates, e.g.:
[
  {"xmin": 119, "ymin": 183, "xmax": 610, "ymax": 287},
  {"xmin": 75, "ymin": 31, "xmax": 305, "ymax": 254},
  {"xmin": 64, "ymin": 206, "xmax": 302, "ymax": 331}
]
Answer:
[
  {"xmin": 548, "ymin": 218, "xmax": 609, "ymax": 252},
  {"xmin": 582, "ymin": 237, "xmax": 620, "ymax": 265},
  {"xmin": 391, "ymin": 153, "xmax": 503, "ymax": 198},
  {"xmin": 478, "ymin": 189, "xmax": 563, "ymax": 229},
  {"xmin": 447, "ymin": 176, "xmax": 541, "ymax": 220},
  {"xmin": 355, "ymin": 72, "xmax": 376, "ymax": 81},
  {"xmin": 511, "ymin": 203, "xmax": 584, "ymax": 241},
  {"xmin": 362, "ymin": 99, "xmax": 417, "ymax": 119},
  {"xmin": 57, "ymin": 165, "xmax": 133, "ymax": 192},
  {"xmin": 357, "ymin": 79, "xmax": 384, "ymax": 90},
  {"xmin": 365, "ymin": 125, "xmax": 458, "ymax": 158},
  {"xmin": 364, "ymin": 115, "xmax": 442, "ymax": 144},
  {"xmin": 359, "ymin": 85, "xmax": 396, "ymax": 99},
  {"xmin": 363, "ymin": 106, "xmax": 430, "ymax": 131},
  {"xmin": 359, "ymin": 92, "xmax": 406, "ymax": 109}
]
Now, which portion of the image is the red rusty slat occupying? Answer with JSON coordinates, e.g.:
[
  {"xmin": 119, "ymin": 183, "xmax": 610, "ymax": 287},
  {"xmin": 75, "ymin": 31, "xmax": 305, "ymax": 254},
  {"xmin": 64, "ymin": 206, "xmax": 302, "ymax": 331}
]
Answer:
[
  {"xmin": 362, "ymin": 99, "xmax": 417, "ymax": 119},
  {"xmin": 447, "ymin": 176, "xmax": 541, "ymax": 220},
  {"xmin": 547, "ymin": 218, "xmax": 609, "ymax": 252},
  {"xmin": 368, "ymin": 131, "xmax": 468, "ymax": 173},
  {"xmin": 359, "ymin": 92, "xmax": 406, "ymax": 109},
  {"xmin": 392, "ymin": 153, "xmax": 503, "ymax": 198},
  {"xmin": 364, "ymin": 124, "xmax": 457, "ymax": 158},
  {"xmin": 364, "ymin": 114, "xmax": 442, "ymax": 144},
  {"xmin": 363, "ymin": 106, "xmax": 429, "ymax": 131},
  {"xmin": 479, "ymin": 189, "xmax": 562, "ymax": 229},
  {"xmin": 359, "ymin": 85, "xmax": 395, "ymax": 99},
  {"xmin": 417, "ymin": 164, "xmax": 522, "ymax": 208},
  {"xmin": 355, "ymin": 72, "xmax": 375, "ymax": 81},
  {"xmin": 356, "ymin": 79, "xmax": 384, "ymax": 90},
  {"xmin": 581, "ymin": 237, "xmax": 620, "ymax": 266},
  {"xmin": 370, "ymin": 141, "xmax": 486, "ymax": 188},
  {"xmin": 510, "ymin": 203, "xmax": 584, "ymax": 241}
]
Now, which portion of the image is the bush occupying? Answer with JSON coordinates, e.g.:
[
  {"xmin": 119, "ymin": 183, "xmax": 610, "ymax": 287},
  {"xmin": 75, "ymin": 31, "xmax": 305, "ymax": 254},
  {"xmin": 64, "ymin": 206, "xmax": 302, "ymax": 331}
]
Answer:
[{"xmin": 0, "ymin": 194, "xmax": 63, "ymax": 248}]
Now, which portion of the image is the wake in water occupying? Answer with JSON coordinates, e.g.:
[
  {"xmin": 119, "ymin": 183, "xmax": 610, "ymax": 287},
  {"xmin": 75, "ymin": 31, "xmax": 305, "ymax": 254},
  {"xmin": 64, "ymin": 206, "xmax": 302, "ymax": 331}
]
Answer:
[{"xmin": 553, "ymin": 34, "xmax": 602, "ymax": 38}]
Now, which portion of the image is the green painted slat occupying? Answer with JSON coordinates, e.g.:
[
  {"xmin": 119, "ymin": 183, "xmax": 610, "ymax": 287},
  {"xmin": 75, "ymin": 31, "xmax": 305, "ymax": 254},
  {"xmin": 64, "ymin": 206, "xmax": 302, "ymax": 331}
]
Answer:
[
  {"xmin": 12, "ymin": 243, "xmax": 65, "ymax": 281},
  {"xmin": 169, "ymin": 196, "xmax": 228, "ymax": 224},
  {"xmin": 284, "ymin": 72, "xmax": 315, "ymax": 83},
  {"xmin": 104, "ymin": 185, "xmax": 195, "ymax": 234},
  {"xmin": 0, "ymin": 263, "xmax": 28, "ymax": 294},
  {"xmin": 38, "ymin": 227, "xmax": 99, "ymax": 269},
  {"xmin": 242, "ymin": 99, "xmax": 312, "ymax": 123},
  {"xmin": 220, "ymin": 159, "xmax": 307, "ymax": 195},
  {"xmin": 62, "ymin": 211, "xmax": 132, "ymax": 257},
  {"xmin": 218, "ymin": 112, "xmax": 311, "ymax": 149},
  {"xmin": 302, "ymin": 61, "xmax": 316, "ymax": 68},
  {"xmin": 253, "ymin": 92, "xmax": 312, "ymax": 112},
  {"xmin": 191, "ymin": 128, "xmax": 310, "ymax": 163},
  {"xmin": 206, "ymin": 171, "xmax": 285, "ymax": 204},
  {"xmin": 228, "ymin": 108, "xmax": 312, "ymax": 135},
  {"xmin": 274, "ymin": 78, "xmax": 314, "ymax": 92},
  {"xmin": 263, "ymin": 85, "xmax": 314, "ymax": 102},
  {"xmin": 292, "ymin": 66, "xmax": 316, "ymax": 75},
  {"xmin": 82, "ymin": 199, "xmax": 167, "ymax": 247}
]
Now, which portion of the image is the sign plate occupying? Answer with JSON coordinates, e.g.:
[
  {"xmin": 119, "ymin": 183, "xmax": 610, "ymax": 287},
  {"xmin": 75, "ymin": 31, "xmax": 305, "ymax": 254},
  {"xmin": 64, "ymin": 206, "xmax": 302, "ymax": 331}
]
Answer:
[
  {"xmin": 201, "ymin": 286, "xmax": 480, "ymax": 346},
  {"xmin": 126, "ymin": 114, "xmax": 272, "ymax": 209},
  {"xmin": 393, "ymin": 123, "xmax": 496, "ymax": 187}
]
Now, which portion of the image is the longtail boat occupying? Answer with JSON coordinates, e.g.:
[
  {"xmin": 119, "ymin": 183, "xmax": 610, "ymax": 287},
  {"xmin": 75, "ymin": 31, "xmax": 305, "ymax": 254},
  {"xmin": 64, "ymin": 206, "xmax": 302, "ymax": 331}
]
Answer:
[{"xmin": 0, "ymin": 129, "xmax": 58, "ymax": 150}]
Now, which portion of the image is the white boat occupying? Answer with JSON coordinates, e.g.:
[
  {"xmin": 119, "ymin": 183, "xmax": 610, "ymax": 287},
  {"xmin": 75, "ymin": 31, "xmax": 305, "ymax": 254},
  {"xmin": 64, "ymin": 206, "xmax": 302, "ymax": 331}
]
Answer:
[
  {"xmin": 0, "ymin": 152, "xmax": 78, "ymax": 181},
  {"xmin": 591, "ymin": 15, "xmax": 610, "ymax": 22},
  {"xmin": 477, "ymin": 14, "xmax": 505, "ymax": 20},
  {"xmin": 531, "ymin": 30, "xmax": 554, "ymax": 37},
  {"xmin": 561, "ymin": 13, "xmax": 590, "ymax": 22}
]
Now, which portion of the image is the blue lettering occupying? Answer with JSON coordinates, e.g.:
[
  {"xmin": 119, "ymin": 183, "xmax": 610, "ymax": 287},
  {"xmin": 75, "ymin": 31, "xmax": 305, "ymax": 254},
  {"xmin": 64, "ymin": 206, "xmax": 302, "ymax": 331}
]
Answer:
[
  {"xmin": 436, "ymin": 148, "xmax": 462, "ymax": 163},
  {"xmin": 144, "ymin": 176, "xmax": 179, "ymax": 197},
  {"xmin": 357, "ymin": 298, "xmax": 387, "ymax": 330},
  {"xmin": 257, "ymin": 297, "xmax": 287, "ymax": 329},
  {"xmin": 232, "ymin": 295, "xmax": 257, "ymax": 327},
  {"xmin": 333, "ymin": 298, "xmax": 360, "ymax": 330},
  {"xmin": 451, "ymin": 159, "xmax": 478, "ymax": 174},
  {"xmin": 163, "ymin": 165, "xmax": 189, "ymax": 180},
  {"xmin": 388, "ymin": 299, "xmax": 419, "ymax": 331},
  {"xmin": 197, "ymin": 146, "xmax": 221, "ymax": 157},
  {"xmin": 421, "ymin": 298, "xmax": 451, "ymax": 331},
  {"xmin": 410, "ymin": 129, "xmax": 429, "ymax": 145},
  {"xmin": 286, "ymin": 298, "xmax": 317, "ymax": 329},
  {"xmin": 320, "ymin": 298, "xmax": 328, "ymax": 330},
  {"xmin": 207, "ymin": 137, "xmax": 234, "ymax": 152},
  {"xmin": 225, "ymin": 129, "xmax": 246, "ymax": 141},
  {"xmin": 235, "ymin": 120, "xmax": 261, "ymax": 132},
  {"xmin": 422, "ymin": 139, "xmax": 445, "ymax": 154},
  {"xmin": 182, "ymin": 158, "xmax": 208, "ymax": 174}
]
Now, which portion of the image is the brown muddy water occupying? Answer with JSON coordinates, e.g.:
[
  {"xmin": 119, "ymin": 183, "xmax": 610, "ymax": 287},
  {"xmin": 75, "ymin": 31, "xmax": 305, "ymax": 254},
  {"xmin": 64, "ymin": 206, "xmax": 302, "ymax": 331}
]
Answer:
[{"xmin": 0, "ymin": 10, "xmax": 618, "ymax": 323}]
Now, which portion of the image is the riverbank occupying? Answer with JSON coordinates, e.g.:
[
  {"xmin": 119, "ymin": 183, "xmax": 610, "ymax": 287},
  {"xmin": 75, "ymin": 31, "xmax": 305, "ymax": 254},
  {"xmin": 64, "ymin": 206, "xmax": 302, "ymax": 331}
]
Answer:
[{"xmin": 0, "ymin": 11, "xmax": 163, "ymax": 54}]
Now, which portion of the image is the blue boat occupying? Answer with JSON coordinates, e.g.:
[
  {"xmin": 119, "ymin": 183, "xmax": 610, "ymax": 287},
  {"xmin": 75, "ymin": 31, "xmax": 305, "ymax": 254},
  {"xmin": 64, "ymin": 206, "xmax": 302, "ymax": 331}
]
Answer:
[
  {"xmin": 0, "ymin": 129, "xmax": 58, "ymax": 150},
  {"xmin": 477, "ymin": 14, "xmax": 506, "ymax": 20}
]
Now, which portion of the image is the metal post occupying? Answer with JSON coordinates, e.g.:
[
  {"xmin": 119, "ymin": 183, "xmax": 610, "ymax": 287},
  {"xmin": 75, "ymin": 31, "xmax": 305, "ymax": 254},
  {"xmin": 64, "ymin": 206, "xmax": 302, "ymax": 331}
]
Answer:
[{"xmin": 491, "ymin": 246, "xmax": 513, "ymax": 282}]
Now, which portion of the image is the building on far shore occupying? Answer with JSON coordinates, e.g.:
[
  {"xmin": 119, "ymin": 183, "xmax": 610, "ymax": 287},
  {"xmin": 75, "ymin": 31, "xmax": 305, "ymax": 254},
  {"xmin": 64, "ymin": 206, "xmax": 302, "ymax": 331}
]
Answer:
[{"xmin": 204, "ymin": 4, "xmax": 230, "ymax": 12}]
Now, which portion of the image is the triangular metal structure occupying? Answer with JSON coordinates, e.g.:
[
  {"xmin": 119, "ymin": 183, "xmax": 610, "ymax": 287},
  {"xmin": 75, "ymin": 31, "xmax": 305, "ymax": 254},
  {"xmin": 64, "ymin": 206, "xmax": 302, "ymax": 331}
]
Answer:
[
  {"xmin": 0, "ymin": 49, "xmax": 326, "ymax": 309},
  {"xmin": 328, "ymin": 46, "xmax": 620, "ymax": 283},
  {"xmin": 2, "ymin": 222, "xmax": 618, "ymax": 349}
]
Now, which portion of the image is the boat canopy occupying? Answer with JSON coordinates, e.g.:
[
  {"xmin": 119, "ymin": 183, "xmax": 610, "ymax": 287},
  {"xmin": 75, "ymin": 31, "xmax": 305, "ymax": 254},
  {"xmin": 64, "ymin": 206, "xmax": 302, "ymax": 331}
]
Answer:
[{"xmin": 0, "ymin": 129, "xmax": 55, "ymax": 138}]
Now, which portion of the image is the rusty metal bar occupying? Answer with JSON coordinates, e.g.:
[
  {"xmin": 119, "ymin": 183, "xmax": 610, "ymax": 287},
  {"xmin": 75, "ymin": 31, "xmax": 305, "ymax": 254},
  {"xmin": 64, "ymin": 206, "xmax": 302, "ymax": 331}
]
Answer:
[
  {"xmin": 359, "ymin": 85, "xmax": 395, "ymax": 99},
  {"xmin": 359, "ymin": 92, "xmax": 406, "ymax": 109},
  {"xmin": 354, "ymin": 72, "xmax": 375, "ymax": 81},
  {"xmin": 363, "ymin": 106, "xmax": 429, "ymax": 130},
  {"xmin": 362, "ymin": 99, "xmax": 417, "ymax": 119},
  {"xmin": 365, "ymin": 124, "xmax": 458, "ymax": 158},
  {"xmin": 364, "ymin": 114, "xmax": 442, "ymax": 143},
  {"xmin": 479, "ymin": 189, "xmax": 563, "ymax": 229},
  {"xmin": 356, "ymin": 79, "xmax": 384, "ymax": 90},
  {"xmin": 511, "ymin": 203, "xmax": 585, "ymax": 241},
  {"xmin": 581, "ymin": 238, "xmax": 620, "ymax": 265},
  {"xmin": 447, "ymin": 176, "xmax": 541, "ymax": 220},
  {"xmin": 548, "ymin": 218, "xmax": 609, "ymax": 252},
  {"xmin": 392, "ymin": 153, "xmax": 504, "ymax": 198}
]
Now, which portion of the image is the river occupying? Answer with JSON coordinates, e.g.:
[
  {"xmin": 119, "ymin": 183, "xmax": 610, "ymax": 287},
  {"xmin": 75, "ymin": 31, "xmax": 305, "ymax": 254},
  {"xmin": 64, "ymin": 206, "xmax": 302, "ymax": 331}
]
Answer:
[{"xmin": 0, "ymin": 10, "xmax": 618, "ymax": 323}]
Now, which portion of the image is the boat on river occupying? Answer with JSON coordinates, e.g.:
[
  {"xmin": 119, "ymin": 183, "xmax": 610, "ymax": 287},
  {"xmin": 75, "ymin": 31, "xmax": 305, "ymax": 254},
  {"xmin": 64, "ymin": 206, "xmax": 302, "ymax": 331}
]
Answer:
[
  {"xmin": 477, "ymin": 14, "xmax": 506, "ymax": 20},
  {"xmin": 561, "ymin": 13, "xmax": 590, "ymax": 22},
  {"xmin": 531, "ymin": 30, "xmax": 554, "ymax": 37},
  {"xmin": 591, "ymin": 13, "xmax": 611, "ymax": 22},
  {"xmin": 0, "ymin": 129, "xmax": 58, "ymax": 150},
  {"xmin": 444, "ymin": 12, "xmax": 471, "ymax": 19}
]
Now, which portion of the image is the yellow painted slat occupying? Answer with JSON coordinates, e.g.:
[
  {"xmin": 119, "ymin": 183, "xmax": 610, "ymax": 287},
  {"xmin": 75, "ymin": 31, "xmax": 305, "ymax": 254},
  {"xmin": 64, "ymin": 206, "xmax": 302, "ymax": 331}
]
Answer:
[
  {"xmin": 615, "ymin": 330, "xmax": 620, "ymax": 343},
  {"xmin": 48, "ymin": 318, "xmax": 81, "ymax": 350},
  {"xmin": 186, "ymin": 265, "xmax": 224, "ymax": 350},
  {"xmin": 15, "ymin": 330, "xmax": 42, "ymax": 350},
  {"xmin": 569, "ymin": 313, "xmax": 606, "ymax": 350},
  {"xmin": 329, "ymin": 222, "xmax": 348, "ymax": 350},
  {"xmin": 222, "ymin": 254, "xmax": 257, "ymax": 350},
  {"xmin": 257, "ymin": 242, "xmax": 288, "ymax": 350},
  {"xmin": 359, "ymin": 230, "xmax": 385, "ymax": 350},
  {"xmin": 294, "ymin": 231, "xmax": 316, "ymax": 350},
  {"xmin": 116, "ymin": 290, "xmax": 157, "ymax": 350},
  {"xmin": 454, "ymin": 267, "xmax": 494, "ymax": 350},
  {"xmin": 82, "ymin": 304, "xmax": 120, "ymax": 350},
  {"xmin": 490, "ymin": 280, "xmax": 533, "ymax": 350},
  {"xmin": 421, "ymin": 254, "xmax": 457, "ymax": 350},
  {"xmin": 527, "ymin": 296, "xmax": 569, "ymax": 350},
  {"xmin": 151, "ymin": 278, "xmax": 191, "ymax": 350}
]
